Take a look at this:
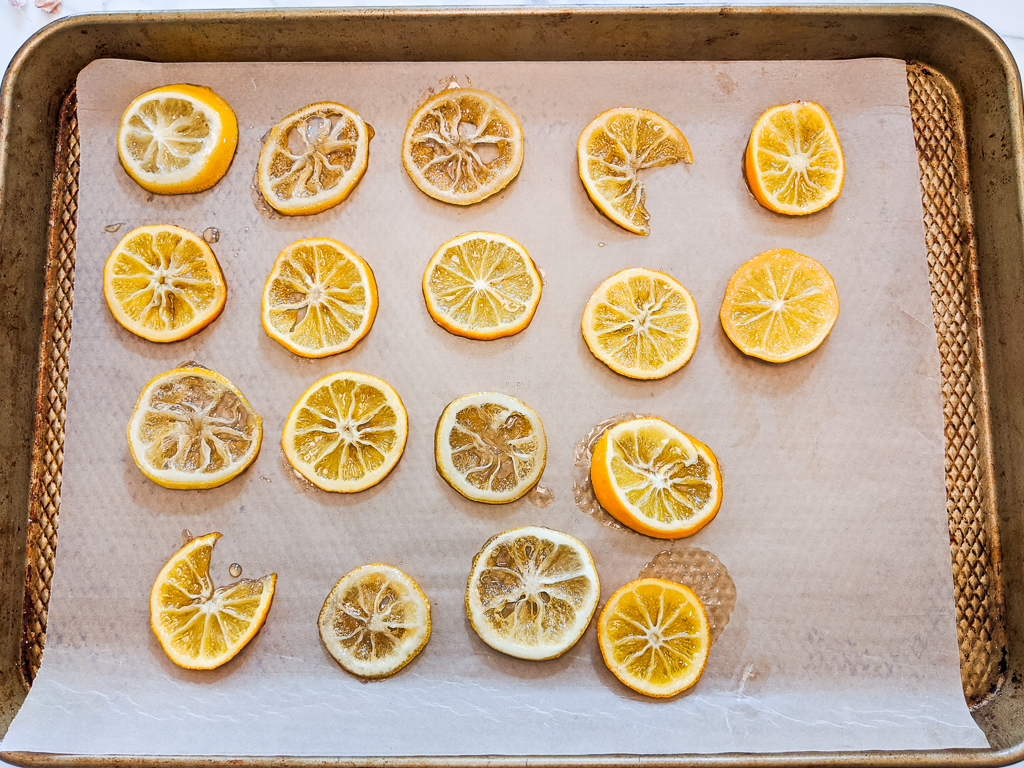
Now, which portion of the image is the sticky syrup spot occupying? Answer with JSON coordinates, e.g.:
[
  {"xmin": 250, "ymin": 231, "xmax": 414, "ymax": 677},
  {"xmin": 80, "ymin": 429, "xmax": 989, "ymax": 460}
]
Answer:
[{"xmin": 639, "ymin": 548, "xmax": 737, "ymax": 646}]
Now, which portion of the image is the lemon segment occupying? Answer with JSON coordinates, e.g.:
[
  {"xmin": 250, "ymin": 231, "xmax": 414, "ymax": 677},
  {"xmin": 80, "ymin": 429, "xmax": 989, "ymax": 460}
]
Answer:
[
  {"xmin": 258, "ymin": 102, "xmax": 372, "ymax": 215},
  {"xmin": 128, "ymin": 365, "xmax": 263, "ymax": 489},
  {"xmin": 104, "ymin": 225, "xmax": 226, "ymax": 343},
  {"xmin": 745, "ymin": 101, "xmax": 844, "ymax": 215},
  {"xmin": 577, "ymin": 108, "xmax": 692, "ymax": 235},
  {"xmin": 403, "ymin": 88, "xmax": 524, "ymax": 205},
  {"xmin": 720, "ymin": 248, "xmax": 840, "ymax": 363},
  {"xmin": 283, "ymin": 372, "xmax": 408, "ymax": 493},
  {"xmin": 435, "ymin": 392, "xmax": 546, "ymax": 504},
  {"xmin": 582, "ymin": 267, "xmax": 699, "ymax": 379},
  {"xmin": 423, "ymin": 232, "xmax": 541, "ymax": 340},
  {"xmin": 319, "ymin": 564, "xmax": 431, "ymax": 679},
  {"xmin": 118, "ymin": 84, "xmax": 237, "ymax": 194},
  {"xmin": 466, "ymin": 527, "xmax": 600, "ymax": 660},
  {"xmin": 591, "ymin": 417, "xmax": 722, "ymax": 539},
  {"xmin": 262, "ymin": 238, "xmax": 378, "ymax": 358},
  {"xmin": 598, "ymin": 578, "xmax": 709, "ymax": 697},
  {"xmin": 150, "ymin": 532, "xmax": 276, "ymax": 670}
]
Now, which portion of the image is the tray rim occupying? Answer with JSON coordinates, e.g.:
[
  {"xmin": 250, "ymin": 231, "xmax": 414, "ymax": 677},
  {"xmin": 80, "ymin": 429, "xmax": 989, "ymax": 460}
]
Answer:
[{"xmin": 1, "ymin": 5, "xmax": 1023, "ymax": 768}]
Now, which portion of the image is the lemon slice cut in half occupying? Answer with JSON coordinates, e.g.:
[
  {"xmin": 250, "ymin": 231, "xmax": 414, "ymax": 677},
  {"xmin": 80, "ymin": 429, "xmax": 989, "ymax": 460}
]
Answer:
[
  {"xmin": 283, "ymin": 372, "xmax": 408, "ymax": 492},
  {"xmin": 598, "ymin": 578, "xmax": 709, "ymax": 697},
  {"xmin": 118, "ymin": 84, "xmax": 238, "ymax": 194},
  {"xmin": 466, "ymin": 526, "xmax": 600, "ymax": 660},
  {"xmin": 319, "ymin": 563, "xmax": 431, "ymax": 679},
  {"xmin": 403, "ymin": 87, "xmax": 524, "ymax": 205},
  {"xmin": 128, "ymin": 365, "xmax": 263, "ymax": 489},
  {"xmin": 104, "ymin": 224, "xmax": 226, "ymax": 343},
  {"xmin": 435, "ymin": 392, "xmax": 546, "ymax": 504},
  {"xmin": 150, "ymin": 532, "xmax": 276, "ymax": 670},
  {"xmin": 591, "ymin": 417, "xmax": 722, "ymax": 539},
  {"xmin": 582, "ymin": 267, "xmax": 699, "ymax": 379},
  {"xmin": 720, "ymin": 248, "xmax": 840, "ymax": 363},
  {"xmin": 258, "ymin": 102, "xmax": 372, "ymax": 215},
  {"xmin": 262, "ymin": 238, "xmax": 378, "ymax": 357},
  {"xmin": 577, "ymin": 108, "xmax": 692, "ymax": 235},
  {"xmin": 745, "ymin": 101, "xmax": 844, "ymax": 215},
  {"xmin": 423, "ymin": 232, "xmax": 542, "ymax": 340}
]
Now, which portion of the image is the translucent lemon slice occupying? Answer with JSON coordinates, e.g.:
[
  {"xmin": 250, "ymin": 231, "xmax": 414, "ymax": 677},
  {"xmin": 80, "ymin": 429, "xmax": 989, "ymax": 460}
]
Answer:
[
  {"xmin": 403, "ymin": 87, "xmax": 524, "ymax": 205},
  {"xmin": 128, "ymin": 365, "xmax": 263, "ymax": 489},
  {"xmin": 745, "ymin": 101, "xmax": 844, "ymax": 215},
  {"xmin": 118, "ymin": 84, "xmax": 237, "ymax": 194},
  {"xmin": 720, "ymin": 248, "xmax": 840, "ymax": 362},
  {"xmin": 590, "ymin": 417, "xmax": 722, "ymax": 539},
  {"xmin": 150, "ymin": 532, "xmax": 276, "ymax": 670},
  {"xmin": 282, "ymin": 372, "xmax": 408, "ymax": 492},
  {"xmin": 598, "ymin": 578, "xmax": 709, "ymax": 697},
  {"xmin": 262, "ymin": 238, "xmax": 378, "ymax": 357},
  {"xmin": 582, "ymin": 267, "xmax": 699, "ymax": 379},
  {"xmin": 435, "ymin": 392, "xmax": 546, "ymax": 504},
  {"xmin": 577, "ymin": 108, "xmax": 692, "ymax": 235},
  {"xmin": 318, "ymin": 563, "xmax": 431, "ymax": 679},
  {"xmin": 466, "ymin": 526, "xmax": 600, "ymax": 660},
  {"xmin": 423, "ymin": 232, "xmax": 541, "ymax": 340},
  {"xmin": 257, "ymin": 102, "xmax": 372, "ymax": 215}
]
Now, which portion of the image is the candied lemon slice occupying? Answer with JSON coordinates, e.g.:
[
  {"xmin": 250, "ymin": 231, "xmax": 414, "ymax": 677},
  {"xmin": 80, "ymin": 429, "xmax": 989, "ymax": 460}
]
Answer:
[
  {"xmin": 435, "ymin": 392, "xmax": 546, "ymax": 504},
  {"xmin": 745, "ymin": 101, "xmax": 844, "ymax": 215},
  {"xmin": 582, "ymin": 267, "xmax": 699, "ymax": 379},
  {"xmin": 577, "ymin": 108, "xmax": 692, "ymax": 235},
  {"xmin": 118, "ymin": 84, "xmax": 237, "ymax": 194},
  {"xmin": 150, "ymin": 532, "xmax": 276, "ymax": 670},
  {"xmin": 104, "ymin": 224, "xmax": 226, "ymax": 343},
  {"xmin": 720, "ymin": 248, "xmax": 840, "ymax": 362},
  {"xmin": 598, "ymin": 578, "xmax": 709, "ymax": 697},
  {"xmin": 591, "ymin": 417, "xmax": 721, "ymax": 539},
  {"xmin": 128, "ymin": 365, "xmax": 263, "ymax": 489},
  {"xmin": 423, "ymin": 232, "xmax": 541, "ymax": 340},
  {"xmin": 258, "ymin": 102, "xmax": 372, "ymax": 215},
  {"xmin": 403, "ymin": 87, "xmax": 524, "ymax": 205},
  {"xmin": 466, "ymin": 526, "xmax": 599, "ymax": 660},
  {"xmin": 283, "ymin": 372, "xmax": 408, "ymax": 492},
  {"xmin": 319, "ymin": 563, "xmax": 431, "ymax": 679},
  {"xmin": 262, "ymin": 238, "xmax": 378, "ymax": 358}
]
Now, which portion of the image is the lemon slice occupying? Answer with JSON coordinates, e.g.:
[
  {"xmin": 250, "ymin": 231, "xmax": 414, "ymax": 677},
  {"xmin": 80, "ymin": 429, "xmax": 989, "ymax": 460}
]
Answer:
[
  {"xmin": 118, "ymin": 84, "xmax": 237, "ymax": 194},
  {"xmin": 598, "ymin": 578, "xmax": 709, "ymax": 697},
  {"xmin": 318, "ymin": 563, "xmax": 431, "ymax": 679},
  {"xmin": 720, "ymin": 248, "xmax": 840, "ymax": 362},
  {"xmin": 403, "ymin": 87, "xmax": 524, "ymax": 205},
  {"xmin": 150, "ymin": 532, "xmax": 276, "ymax": 670},
  {"xmin": 590, "ymin": 417, "xmax": 721, "ymax": 539},
  {"xmin": 128, "ymin": 365, "xmax": 263, "ymax": 489},
  {"xmin": 577, "ymin": 108, "xmax": 692, "ymax": 235},
  {"xmin": 435, "ymin": 392, "xmax": 545, "ymax": 504},
  {"xmin": 258, "ymin": 102, "xmax": 372, "ymax": 215},
  {"xmin": 582, "ymin": 267, "xmax": 699, "ymax": 379},
  {"xmin": 104, "ymin": 224, "xmax": 226, "ymax": 343},
  {"xmin": 466, "ymin": 526, "xmax": 600, "ymax": 660},
  {"xmin": 423, "ymin": 232, "xmax": 541, "ymax": 340},
  {"xmin": 745, "ymin": 101, "xmax": 844, "ymax": 215},
  {"xmin": 262, "ymin": 238, "xmax": 378, "ymax": 357},
  {"xmin": 283, "ymin": 372, "xmax": 408, "ymax": 492}
]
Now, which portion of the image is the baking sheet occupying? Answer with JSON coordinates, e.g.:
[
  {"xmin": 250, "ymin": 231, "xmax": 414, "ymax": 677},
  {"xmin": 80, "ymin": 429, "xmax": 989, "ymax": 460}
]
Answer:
[{"xmin": 0, "ymin": 58, "xmax": 988, "ymax": 756}]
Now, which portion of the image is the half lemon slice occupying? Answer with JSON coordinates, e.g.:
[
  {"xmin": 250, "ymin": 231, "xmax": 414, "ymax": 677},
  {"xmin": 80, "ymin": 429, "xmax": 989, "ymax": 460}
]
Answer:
[
  {"xmin": 577, "ymin": 108, "xmax": 692, "ymax": 235},
  {"xmin": 258, "ymin": 102, "xmax": 372, "ymax": 215},
  {"xmin": 128, "ymin": 365, "xmax": 262, "ymax": 489},
  {"xmin": 466, "ymin": 526, "xmax": 600, "ymax": 660},
  {"xmin": 118, "ymin": 84, "xmax": 237, "ymax": 194},
  {"xmin": 283, "ymin": 372, "xmax": 408, "ymax": 492},
  {"xmin": 150, "ymin": 532, "xmax": 276, "ymax": 670}
]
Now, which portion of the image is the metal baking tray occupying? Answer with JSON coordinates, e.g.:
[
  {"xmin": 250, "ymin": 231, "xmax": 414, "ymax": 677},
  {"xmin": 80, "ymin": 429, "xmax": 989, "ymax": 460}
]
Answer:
[{"xmin": 0, "ymin": 5, "xmax": 1022, "ymax": 766}]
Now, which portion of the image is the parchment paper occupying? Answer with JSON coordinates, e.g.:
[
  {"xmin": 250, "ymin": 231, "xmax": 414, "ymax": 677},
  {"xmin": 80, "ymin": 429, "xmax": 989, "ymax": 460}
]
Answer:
[{"xmin": 0, "ymin": 58, "xmax": 988, "ymax": 757}]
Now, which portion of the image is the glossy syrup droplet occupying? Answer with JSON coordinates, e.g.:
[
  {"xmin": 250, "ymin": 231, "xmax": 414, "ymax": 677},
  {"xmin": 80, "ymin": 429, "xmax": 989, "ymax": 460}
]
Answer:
[
  {"xmin": 202, "ymin": 227, "xmax": 221, "ymax": 244},
  {"xmin": 181, "ymin": 529, "xmax": 193, "ymax": 546},
  {"xmin": 538, "ymin": 267, "xmax": 547, "ymax": 285},
  {"xmin": 598, "ymin": 242, "xmax": 606, "ymax": 248},
  {"xmin": 527, "ymin": 484, "xmax": 554, "ymax": 508},
  {"xmin": 229, "ymin": 563, "xmax": 243, "ymax": 578},
  {"xmin": 104, "ymin": 222, "xmax": 125, "ymax": 233}
]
